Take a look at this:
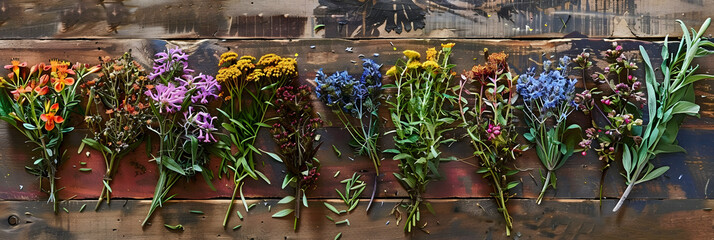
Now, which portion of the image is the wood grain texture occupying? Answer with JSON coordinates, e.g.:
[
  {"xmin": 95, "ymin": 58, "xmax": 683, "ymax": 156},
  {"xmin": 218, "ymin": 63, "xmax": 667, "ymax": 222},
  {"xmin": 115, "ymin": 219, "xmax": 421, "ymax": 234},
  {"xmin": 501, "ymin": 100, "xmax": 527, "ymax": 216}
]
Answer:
[
  {"xmin": 0, "ymin": 0, "xmax": 711, "ymax": 39},
  {"xmin": 1, "ymin": 199, "xmax": 713, "ymax": 239},
  {"xmin": 0, "ymin": 38, "xmax": 712, "ymax": 203}
]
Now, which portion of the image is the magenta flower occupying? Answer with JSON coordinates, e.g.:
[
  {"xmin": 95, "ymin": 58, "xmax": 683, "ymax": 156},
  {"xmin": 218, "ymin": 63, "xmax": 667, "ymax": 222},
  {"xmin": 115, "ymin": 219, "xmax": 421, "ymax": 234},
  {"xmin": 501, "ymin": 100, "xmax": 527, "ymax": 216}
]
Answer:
[
  {"xmin": 149, "ymin": 47, "xmax": 195, "ymax": 81},
  {"xmin": 184, "ymin": 107, "xmax": 218, "ymax": 143},
  {"xmin": 178, "ymin": 73, "xmax": 221, "ymax": 104},
  {"xmin": 145, "ymin": 83, "xmax": 187, "ymax": 113}
]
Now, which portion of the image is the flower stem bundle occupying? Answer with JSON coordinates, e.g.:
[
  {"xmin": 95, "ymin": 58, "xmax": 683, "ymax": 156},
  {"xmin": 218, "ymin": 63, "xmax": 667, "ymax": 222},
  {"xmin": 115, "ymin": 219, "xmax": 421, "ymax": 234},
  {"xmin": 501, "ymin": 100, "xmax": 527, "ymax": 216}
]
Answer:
[
  {"xmin": 142, "ymin": 46, "xmax": 221, "ymax": 226},
  {"xmin": 213, "ymin": 52, "xmax": 297, "ymax": 227},
  {"xmin": 81, "ymin": 52, "xmax": 153, "ymax": 210},
  {"xmin": 0, "ymin": 59, "xmax": 98, "ymax": 213},
  {"xmin": 517, "ymin": 57, "xmax": 582, "ymax": 204},
  {"xmin": 572, "ymin": 44, "xmax": 646, "ymax": 204},
  {"xmin": 269, "ymin": 85, "xmax": 323, "ymax": 230},
  {"xmin": 314, "ymin": 58, "xmax": 383, "ymax": 210},
  {"xmin": 457, "ymin": 51, "xmax": 527, "ymax": 236},
  {"xmin": 613, "ymin": 18, "xmax": 713, "ymax": 212},
  {"xmin": 384, "ymin": 43, "xmax": 459, "ymax": 232}
]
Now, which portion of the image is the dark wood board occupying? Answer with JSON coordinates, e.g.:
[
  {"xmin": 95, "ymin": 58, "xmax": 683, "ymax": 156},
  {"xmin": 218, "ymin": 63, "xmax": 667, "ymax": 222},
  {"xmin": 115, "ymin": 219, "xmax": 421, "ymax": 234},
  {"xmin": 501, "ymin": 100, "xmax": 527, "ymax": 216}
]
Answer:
[
  {"xmin": 0, "ymin": 0, "xmax": 712, "ymax": 39},
  {"xmin": 0, "ymin": 199, "xmax": 712, "ymax": 239},
  {"xmin": 0, "ymin": 38, "xmax": 712, "ymax": 202}
]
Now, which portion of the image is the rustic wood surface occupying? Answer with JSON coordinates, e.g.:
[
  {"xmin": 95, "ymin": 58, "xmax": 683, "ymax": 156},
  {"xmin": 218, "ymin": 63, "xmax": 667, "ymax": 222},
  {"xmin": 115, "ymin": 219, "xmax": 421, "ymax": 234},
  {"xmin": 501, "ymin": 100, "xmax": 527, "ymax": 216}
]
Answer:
[
  {"xmin": 0, "ymin": 0, "xmax": 712, "ymax": 39},
  {"xmin": 0, "ymin": 199, "xmax": 712, "ymax": 239},
  {"xmin": 0, "ymin": 33, "xmax": 712, "ymax": 238}
]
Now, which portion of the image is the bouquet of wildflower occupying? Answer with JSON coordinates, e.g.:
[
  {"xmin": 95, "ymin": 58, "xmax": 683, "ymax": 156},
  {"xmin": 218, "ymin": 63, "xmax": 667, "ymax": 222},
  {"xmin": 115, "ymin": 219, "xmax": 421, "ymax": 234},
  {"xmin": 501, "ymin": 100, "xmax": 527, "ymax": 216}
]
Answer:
[
  {"xmin": 384, "ymin": 43, "xmax": 459, "ymax": 232},
  {"xmin": 517, "ymin": 56, "xmax": 582, "ymax": 204},
  {"xmin": 269, "ymin": 85, "xmax": 323, "ymax": 230},
  {"xmin": 613, "ymin": 19, "xmax": 713, "ymax": 211},
  {"xmin": 0, "ymin": 59, "xmax": 98, "ymax": 212},
  {"xmin": 213, "ymin": 52, "xmax": 298, "ymax": 227},
  {"xmin": 314, "ymin": 58, "xmax": 382, "ymax": 209},
  {"xmin": 80, "ymin": 52, "xmax": 153, "ymax": 210},
  {"xmin": 457, "ymin": 51, "xmax": 527, "ymax": 236},
  {"xmin": 141, "ymin": 47, "xmax": 221, "ymax": 226},
  {"xmin": 572, "ymin": 44, "xmax": 646, "ymax": 203}
]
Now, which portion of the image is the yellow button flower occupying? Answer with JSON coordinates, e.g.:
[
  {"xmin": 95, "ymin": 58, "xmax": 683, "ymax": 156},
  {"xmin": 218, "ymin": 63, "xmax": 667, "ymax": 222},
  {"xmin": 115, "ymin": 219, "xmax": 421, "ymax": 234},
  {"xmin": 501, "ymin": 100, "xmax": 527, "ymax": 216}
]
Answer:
[
  {"xmin": 403, "ymin": 50, "xmax": 421, "ymax": 60},
  {"xmin": 426, "ymin": 48, "xmax": 437, "ymax": 61}
]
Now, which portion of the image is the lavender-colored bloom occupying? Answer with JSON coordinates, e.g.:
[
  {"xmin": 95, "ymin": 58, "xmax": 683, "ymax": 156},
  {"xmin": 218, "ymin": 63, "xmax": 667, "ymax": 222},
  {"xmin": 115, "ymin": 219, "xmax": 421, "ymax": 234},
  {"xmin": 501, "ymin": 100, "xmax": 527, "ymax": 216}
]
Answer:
[
  {"xmin": 184, "ymin": 107, "xmax": 218, "ymax": 143},
  {"xmin": 178, "ymin": 73, "xmax": 221, "ymax": 104},
  {"xmin": 149, "ymin": 47, "xmax": 195, "ymax": 81},
  {"xmin": 314, "ymin": 69, "xmax": 348, "ymax": 107},
  {"xmin": 360, "ymin": 59, "xmax": 383, "ymax": 96},
  {"xmin": 145, "ymin": 83, "xmax": 188, "ymax": 113}
]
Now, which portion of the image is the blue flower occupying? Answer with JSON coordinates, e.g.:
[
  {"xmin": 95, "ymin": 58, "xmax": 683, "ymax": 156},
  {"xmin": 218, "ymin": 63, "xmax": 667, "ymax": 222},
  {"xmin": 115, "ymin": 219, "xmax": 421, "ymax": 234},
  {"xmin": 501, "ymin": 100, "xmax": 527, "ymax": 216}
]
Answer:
[
  {"xmin": 517, "ymin": 58, "xmax": 578, "ymax": 120},
  {"xmin": 314, "ymin": 59, "xmax": 383, "ymax": 117}
]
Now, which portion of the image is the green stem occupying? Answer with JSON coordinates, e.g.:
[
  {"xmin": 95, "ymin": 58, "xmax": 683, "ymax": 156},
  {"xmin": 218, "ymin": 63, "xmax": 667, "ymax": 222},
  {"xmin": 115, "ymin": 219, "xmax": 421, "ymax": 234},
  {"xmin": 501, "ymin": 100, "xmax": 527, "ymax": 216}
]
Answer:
[
  {"xmin": 223, "ymin": 177, "xmax": 240, "ymax": 228},
  {"xmin": 537, "ymin": 170, "xmax": 552, "ymax": 205}
]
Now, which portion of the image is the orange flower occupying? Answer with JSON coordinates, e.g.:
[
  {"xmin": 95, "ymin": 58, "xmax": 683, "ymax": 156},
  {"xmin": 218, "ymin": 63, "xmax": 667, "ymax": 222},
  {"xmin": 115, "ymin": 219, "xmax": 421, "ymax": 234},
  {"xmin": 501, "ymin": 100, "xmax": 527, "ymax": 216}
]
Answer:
[
  {"xmin": 34, "ymin": 86, "xmax": 49, "ymax": 96},
  {"xmin": 4, "ymin": 58, "xmax": 27, "ymax": 76},
  {"xmin": 52, "ymin": 64, "xmax": 75, "ymax": 92},
  {"xmin": 40, "ymin": 102, "xmax": 64, "ymax": 131},
  {"xmin": 10, "ymin": 85, "xmax": 32, "ymax": 100}
]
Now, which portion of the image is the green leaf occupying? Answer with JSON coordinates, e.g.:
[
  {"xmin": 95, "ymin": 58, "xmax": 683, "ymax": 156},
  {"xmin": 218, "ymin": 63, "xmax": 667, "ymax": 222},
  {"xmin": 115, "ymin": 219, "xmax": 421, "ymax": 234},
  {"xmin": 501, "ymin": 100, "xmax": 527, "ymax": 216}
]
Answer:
[
  {"xmin": 255, "ymin": 170, "xmax": 271, "ymax": 185},
  {"xmin": 383, "ymin": 149, "xmax": 400, "ymax": 154},
  {"xmin": 476, "ymin": 167, "xmax": 489, "ymax": 174},
  {"xmin": 222, "ymin": 123, "xmax": 238, "ymax": 134},
  {"xmin": 640, "ymin": 45, "xmax": 658, "ymax": 125},
  {"xmin": 302, "ymin": 190, "xmax": 309, "ymax": 208},
  {"xmin": 670, "ymin": 101, "xmax": 700, "ymax": 116},
  {"xmin": 637, "ymin": 166, "xmax": 670, "ymax": 183},
  {"xmin": 22, "ymin": 123, "xmax": 36, "ymax": 130},
  {"xmin": 323, "ymin": 202, "xmax": 340, "ymax": 215},
  {"xmin": 261, "ymin": 150, "xmax": 283, "ymax": 163},
  {"xmin": 334, "ymin": 232, "xmax": 342, "ymax": 240},
  {"xmin": 254, "ymin": 122, "xmax": 272, "ymax": 128},
  {"xmin": 332, "ymin": 145, "xmax": 342, "ymax": 157},
  {"xmin": 164, "ymin": 224, "xmax": 184, "ymax": 230},
  {"xmin": 523, "ymin": 132, "xmax": 534, "ymax": 142},
  {"xmin": 622, "ymin": 145, "xmax": 633, "ymax": 174},
  {"xmin": 271, "ymin": 208, "xmax": 294, "ymax": 218},
  {"xmin": 161, "ymin": 157, "xmax": 186, "ymax": 175},
  {"xmin": 506, "ymin": 181, "xmax": 519, "ymax": 190},
  {"xmin": 61, "ymin": 127, "xmax": 74, "ymax": 133},
  {"xmin": 103, "ymin": 180, "xmax": 113, "ymax": 193},
  {"xmin": 277, "ymin": 196, "xmax": 295, "ymax": 204},
  {"xmin": 393, "ymin": 153, "xmax": 411, "ymax": 160}
]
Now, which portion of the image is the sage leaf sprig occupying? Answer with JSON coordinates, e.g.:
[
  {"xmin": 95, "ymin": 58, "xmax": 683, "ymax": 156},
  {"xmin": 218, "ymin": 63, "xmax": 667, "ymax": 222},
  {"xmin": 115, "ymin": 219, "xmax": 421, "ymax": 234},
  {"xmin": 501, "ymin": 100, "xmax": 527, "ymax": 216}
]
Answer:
[
  {"xmin": 336, "ymin": 172, "xmax": 366, "ymax": 212},
  {"xmin": 268, "ymin": 85, "xmax": 323, "ymax": 230},
  {"xmin": 457, "ymin": 51, "xmax": 528, "ymax": 236},
  {"xmin": 0, "ymin": 59, "xmax": 98, "ymax": 213},
  {"xmin": 314, "ymin": 58, "xmax": 382, "ymax": 210},
  {"xmin": 81, "ymin": 52, "xmax": 153, "ymax": 210},
  {"xmin": 384, "ymin": 43, "xmax": 459, "ymax": 232},
  {"xmin": 613, "ymin": 18, "xmax": 714, "ymax": 212},
  {"xmin": 141, "ymin": 47, "xmax": 221, "ymax": 226},
  {"xmin": 213, "ymin": 52, "xmax": 296, "ymax": 227},
  {"xmin": 517, "ymin": 56, "xmax": 583, "ymax": 204}
]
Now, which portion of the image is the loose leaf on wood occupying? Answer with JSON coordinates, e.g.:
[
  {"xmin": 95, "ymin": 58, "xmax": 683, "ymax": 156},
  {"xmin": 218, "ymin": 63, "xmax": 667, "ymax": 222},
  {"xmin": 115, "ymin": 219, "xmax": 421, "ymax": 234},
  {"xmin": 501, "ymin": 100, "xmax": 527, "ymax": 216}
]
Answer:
[{"xmin": 271, "ymin": 208, "xmax": 294, "ymax": 218}]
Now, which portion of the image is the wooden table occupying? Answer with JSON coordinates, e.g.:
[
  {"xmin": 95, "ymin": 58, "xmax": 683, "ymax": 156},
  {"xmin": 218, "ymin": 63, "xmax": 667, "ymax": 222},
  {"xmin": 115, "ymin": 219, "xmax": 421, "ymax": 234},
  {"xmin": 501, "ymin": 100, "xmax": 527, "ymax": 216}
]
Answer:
[{"xmin": 0, "ymin": 1, "xmax": 713, "ymax": 239}]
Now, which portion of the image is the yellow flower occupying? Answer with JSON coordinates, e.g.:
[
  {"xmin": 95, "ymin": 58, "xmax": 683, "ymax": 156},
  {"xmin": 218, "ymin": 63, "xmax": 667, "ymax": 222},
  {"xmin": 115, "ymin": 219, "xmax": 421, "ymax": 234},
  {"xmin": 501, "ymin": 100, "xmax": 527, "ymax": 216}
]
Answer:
[
  {"xmin": 426, "ymin": 48, "xmax": 437, "ymax": 61},
  {"xmin": 421, "ymin": 60, "xmax": 439, "ymax": 69},
  {"xmin": 275, "ymin": 58, "xmax": 298, "ymax": 78},
  {"xmin": 441, "ymin": 43, "xmax": 455, "ymax": 49},
  {"xmin": 219, "ymin": 52, "xmax": 239, "ymax": 66},
  {"xmin": 403, "ymin": 50, "xmax": 421, "ymax": 60},
  {"xmin": 385, "ymin": 66, "xmax": 397, "ymax": 76},
  {"xmin": 247, "ymin": 69, "xmax": 265, "ymax": 81},
  {"xmin": 216, "ymin": 66, "xmax": 242, "ymax": 83},
  {"xmin": 240, "ymin": 55, "xmax": 256, "ymax": 61},
  {"xmin": 258, "ymin": 53, "xmax": 281, "ymax": 66},
  {"xmin": 407, "ymin": 60, "xmax": 421, "ymax": 69},
  {"xmin": 235, "ymin": 59, "xmax": 255, "ymax": 73}
]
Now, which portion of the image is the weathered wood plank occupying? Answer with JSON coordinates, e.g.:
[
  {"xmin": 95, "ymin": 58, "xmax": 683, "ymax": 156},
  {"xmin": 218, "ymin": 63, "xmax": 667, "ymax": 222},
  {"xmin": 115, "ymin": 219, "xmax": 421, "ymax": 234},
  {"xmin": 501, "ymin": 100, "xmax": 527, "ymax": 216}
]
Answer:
[
  {"xmin": 0, "ymin": 199, "xmax": 712, "ymax": 239},
  {"xmin": 0, "ymin": 0, "xmax": 711, "ymax": 39},
  {"xmin": 0, "ymin": 39, "xmax": 712, "ymax": 201}
]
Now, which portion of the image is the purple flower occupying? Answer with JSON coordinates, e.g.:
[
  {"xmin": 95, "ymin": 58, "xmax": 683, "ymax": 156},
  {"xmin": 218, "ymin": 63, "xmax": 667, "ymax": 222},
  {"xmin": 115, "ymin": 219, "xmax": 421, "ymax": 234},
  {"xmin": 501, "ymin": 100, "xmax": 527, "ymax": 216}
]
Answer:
[
  {"xmin": 178, "ymin": 73, "xmax": 221, "ymax": 104},
  {"xmin": 184, "ymin": 107, "xmax": 218, "ymax": 143},
  {"xmin": 149, "ymin": 47, "xmax": 195, "ymax": 81},
  {"xmin": 145, "ymin": 83, "xmax": 187, "ymax": 113}
]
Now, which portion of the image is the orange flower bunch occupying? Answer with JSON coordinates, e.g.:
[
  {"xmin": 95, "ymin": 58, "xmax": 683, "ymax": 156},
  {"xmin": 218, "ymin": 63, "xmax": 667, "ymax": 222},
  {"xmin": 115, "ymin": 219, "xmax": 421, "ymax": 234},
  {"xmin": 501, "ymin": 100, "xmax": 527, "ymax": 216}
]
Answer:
[
  {"xmin": 467, "ymin": 50, "xmax": 510, "ymax": 84},
  {"xmin": 0, "ymin": 58, "xmax": 98, "ymax": 213}
]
